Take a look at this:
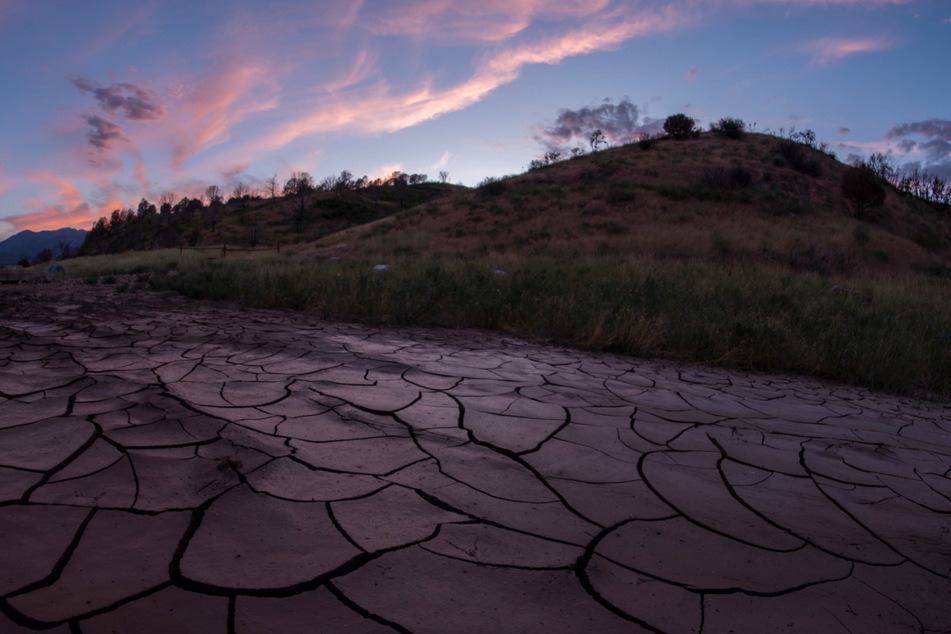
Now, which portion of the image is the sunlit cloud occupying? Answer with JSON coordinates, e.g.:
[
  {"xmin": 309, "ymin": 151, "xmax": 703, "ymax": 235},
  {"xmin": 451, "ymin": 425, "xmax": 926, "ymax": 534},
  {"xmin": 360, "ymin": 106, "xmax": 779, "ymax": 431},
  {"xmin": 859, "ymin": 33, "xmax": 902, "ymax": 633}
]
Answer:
[
  {"xmin": 737, "ymin": 0, "xmax": 911, "ymax": 5},
  {"xmin": 430, "ymin": 151, "xmax": 451, "ymax": 171},
  {"xmin": 686, "ymin": 65, "xmax": 698, "ymax": 83},
  {"xmin": 263, "ymin": 5, "xmax": 691, "ymax": 150},
  {"xmin": 797, "ymin": 36, "xmax": 895, "ymax": 64},
  {"xmin": 7, "ymin": 170, "xmax": 103, "ymax": 232},
  {"xmin": 169, "ymin": 62, "xmax": 279, "ymax": 170},
  {"xmin": 363, "ymin": 0, "xmax": 613, "ymax": 43}
]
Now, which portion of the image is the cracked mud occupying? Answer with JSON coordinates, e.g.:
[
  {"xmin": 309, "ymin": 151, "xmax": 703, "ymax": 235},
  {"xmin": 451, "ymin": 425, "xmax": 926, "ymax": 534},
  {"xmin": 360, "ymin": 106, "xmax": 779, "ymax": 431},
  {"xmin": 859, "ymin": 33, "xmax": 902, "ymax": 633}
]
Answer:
[{"xmin": 1, "ymin": 283, "xmax": 950, "ymax": 633}]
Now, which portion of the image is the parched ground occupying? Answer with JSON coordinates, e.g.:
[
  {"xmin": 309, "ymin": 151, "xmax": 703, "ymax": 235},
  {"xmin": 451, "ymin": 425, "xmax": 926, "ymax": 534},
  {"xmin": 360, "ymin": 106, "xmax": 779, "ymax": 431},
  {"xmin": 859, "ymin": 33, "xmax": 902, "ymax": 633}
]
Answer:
[{"xmin": 1, "ymin": 281, "xmax": 950, "ymax": 633}]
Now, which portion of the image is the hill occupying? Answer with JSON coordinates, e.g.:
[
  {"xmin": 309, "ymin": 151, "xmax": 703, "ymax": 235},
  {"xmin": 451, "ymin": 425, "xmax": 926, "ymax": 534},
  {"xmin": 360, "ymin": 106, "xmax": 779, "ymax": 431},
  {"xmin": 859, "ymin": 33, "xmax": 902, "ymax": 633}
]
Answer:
[
  {"xmin": 304, "ymin": 132, "xmax": 951, "ymax": 277},
  {"xmin": 52, "ymin": 129, "xmax": 951, "ymax": 396},
  {"xmin": 0, "ymin": 228, "xmax": 87, "ymax": 266}
]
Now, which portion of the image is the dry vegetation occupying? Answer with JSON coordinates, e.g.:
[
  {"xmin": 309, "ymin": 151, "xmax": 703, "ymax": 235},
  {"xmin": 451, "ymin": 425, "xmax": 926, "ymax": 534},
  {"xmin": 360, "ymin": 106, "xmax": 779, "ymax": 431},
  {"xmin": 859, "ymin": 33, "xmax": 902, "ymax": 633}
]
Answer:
[
  {"xmin": 303, "ymin": 133, "xmax": 949, "ymax": 277},
  {"xmin": 54, "ymin": 130, "xmax": 951, "ymax": 397}
]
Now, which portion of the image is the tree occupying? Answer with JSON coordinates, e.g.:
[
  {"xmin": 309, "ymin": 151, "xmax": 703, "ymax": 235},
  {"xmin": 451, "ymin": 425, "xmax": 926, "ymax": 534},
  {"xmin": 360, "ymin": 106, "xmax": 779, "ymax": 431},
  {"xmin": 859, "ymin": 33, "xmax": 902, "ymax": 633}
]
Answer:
[
  {"xmin": 663, "ymin": 114, "xmax": 697, "ymax": 139},
  {"xmin": 262, "ymin": 175, "xmax": 276, "ymax": 198},
  {"xmin": 204, "ymin": 185, "xmax": 223, "ymax": 231},
  {"xmin": 284, "ymin": 171, "xmax": 314, "ymax": 231},
  {"xmin": 205, "ymin": 185, "xmax": 223, "ymax": 206},
  {"xmin": 439, "ymin": 171, "xmax": 450, "ymax": 184},
  {"xmin": 842, "ymin": 165, "xmax": 886, "ymax": 219},
  {"xmin": 590, "ymin": 129, "xmax": 607, "ymax": 151},
  {"xmin": 32, "ymin": 249, "xmax": 53, "ymax": 265},
  {"xmin": 334, "ymin": 170, "xmax": 353, "ymax": 192},
  {"xmin": 136, "ymin": 198, "xmax": 156, "ymax": 219}
]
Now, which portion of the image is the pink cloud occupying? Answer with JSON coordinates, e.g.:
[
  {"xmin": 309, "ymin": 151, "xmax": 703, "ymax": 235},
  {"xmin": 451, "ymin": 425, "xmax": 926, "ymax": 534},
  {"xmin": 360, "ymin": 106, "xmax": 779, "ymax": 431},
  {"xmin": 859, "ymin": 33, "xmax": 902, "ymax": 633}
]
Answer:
[
  {"xmin": 797, "ymin": 36, "xmax": 895, "ymax": 64},
  {"xmin": 686, "ymin": 65, "xmax": 698, "ymax": 83},
  {"xmin": 363, "ymin": 0, "xmax": 613, "ymax": 43},
  {"xmin": 6, "ymin": 171, "xmax": 106, "ymax": 233},
  {"xmin": 168, "ymin": 62, "xmax": 279, "ymax": 170},
  {"xmin": 737, "ymin": 0, "xmax": 910, "ymax": 5},
  {"xmin": 262, "ymin": 5, "xmax": 693, "ymax": 149}
]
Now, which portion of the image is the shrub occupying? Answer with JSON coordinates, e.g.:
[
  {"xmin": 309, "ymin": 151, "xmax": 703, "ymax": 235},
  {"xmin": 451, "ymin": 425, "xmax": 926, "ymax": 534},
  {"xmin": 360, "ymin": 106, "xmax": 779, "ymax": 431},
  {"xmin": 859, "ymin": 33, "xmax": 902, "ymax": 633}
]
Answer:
[
  {"xmin": 663, "ymin": 114, "xmax": 698, "ymax": 140},
  {"xmin": 841, "ymin": 166, "xmax": 886, "ymax": 219},
  {"xmin": 477, "ymin": 176, "xmax": 510, "ymax": 197},
  {"xmin": 710, "ymin": 118, "xmax": 746, "ymax": 139},
  {"xmin": 777, "ymin": 140, "xmax": 822, "ymax": 177},
  {"xmin": 700, "ymin": 166, "xmax": 753, "ymax": 190},
  {"xmin": 638, "ymin": 133, "xmax": 658, "ymax": 150}
]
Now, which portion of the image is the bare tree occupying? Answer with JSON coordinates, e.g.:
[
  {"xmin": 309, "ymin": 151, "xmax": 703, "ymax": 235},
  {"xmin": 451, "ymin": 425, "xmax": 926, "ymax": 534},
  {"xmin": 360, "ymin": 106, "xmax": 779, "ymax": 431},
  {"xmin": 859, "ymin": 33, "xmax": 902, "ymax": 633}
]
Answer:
[
  {"xmin": 204, "ymin": 185, "xmax": 223, "ymax": 230},
  {"xmin": 284, "ymin": 171, "xmax": 314, "ymax": 231},
  {"xmin": 264, "ymin": 175, "xmax": 279, "ymax": 198},
  {"xmin": 439, "ymin": 170, "xmax": 449, "ymax": 184}
]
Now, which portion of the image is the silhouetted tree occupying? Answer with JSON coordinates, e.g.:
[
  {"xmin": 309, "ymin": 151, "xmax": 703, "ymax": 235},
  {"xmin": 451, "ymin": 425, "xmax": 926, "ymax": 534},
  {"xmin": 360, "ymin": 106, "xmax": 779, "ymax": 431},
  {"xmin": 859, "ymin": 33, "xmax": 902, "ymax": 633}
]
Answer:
[
  {"xmin": 842, "ymin": 165, "xmax": 886, "ymax": 219},
  {"xmin": 32, "ymin": 249, "xmax": 53, "ymax": 265},
  {"xmin": 439, "ymin": 170, "xmax": 449, "ymax": 183},
  {"xmin": 137, "ymin": 198, "xmax": 157, "ymax": 219},
  {"xmin": 284, "ymin": 171, "xmax": 314, "ymax": 231},
  {"xmin": 590, "ymin": 129, "xmax": 607, "ymax": 151},
  {"xmin": 264, "ymin": 175, "xmax": 279, "ymax": 198},
  {"xmin": 663, "ymin": 114, "xmax": 697, "ymax": 139}
]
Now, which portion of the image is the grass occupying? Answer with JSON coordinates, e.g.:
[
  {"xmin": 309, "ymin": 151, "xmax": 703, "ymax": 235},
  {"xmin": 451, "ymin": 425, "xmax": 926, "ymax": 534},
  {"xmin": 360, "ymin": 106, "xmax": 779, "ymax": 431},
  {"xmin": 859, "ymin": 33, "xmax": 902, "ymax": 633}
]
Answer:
[
  {"xmin": 60, "ymin": 249, "xmax": 951, "ymax": 397},
  {"xmin": 50, "ymin": 132, "xmax": 951, "ymax": 399}
]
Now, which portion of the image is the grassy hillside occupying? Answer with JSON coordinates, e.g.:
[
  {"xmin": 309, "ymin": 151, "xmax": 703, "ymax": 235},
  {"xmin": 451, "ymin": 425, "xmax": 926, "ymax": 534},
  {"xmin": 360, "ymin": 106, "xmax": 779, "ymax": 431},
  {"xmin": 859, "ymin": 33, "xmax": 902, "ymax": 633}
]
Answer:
[
  {"xmin": 305, "ymin": 133, "xmax": 950, "ymax": 275},
  {"xmin": 50, "ymin": 131, "xmax": 951, "ymax": 397}
]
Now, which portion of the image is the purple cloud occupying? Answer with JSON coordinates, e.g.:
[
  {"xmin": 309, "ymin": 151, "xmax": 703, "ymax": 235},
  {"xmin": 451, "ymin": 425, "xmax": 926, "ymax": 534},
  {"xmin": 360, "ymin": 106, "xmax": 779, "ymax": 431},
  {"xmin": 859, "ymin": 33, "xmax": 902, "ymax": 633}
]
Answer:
[
  {"xmin": 82, "ymin": 114, "xmax": 126, "ymax": 150},
  {"xmin": 71, "ymin": 76, "xmax": 166, "ymax": 121},
  {"xmin": 536, "ymin": 98, "xmax": 661, "ymax": 150}
]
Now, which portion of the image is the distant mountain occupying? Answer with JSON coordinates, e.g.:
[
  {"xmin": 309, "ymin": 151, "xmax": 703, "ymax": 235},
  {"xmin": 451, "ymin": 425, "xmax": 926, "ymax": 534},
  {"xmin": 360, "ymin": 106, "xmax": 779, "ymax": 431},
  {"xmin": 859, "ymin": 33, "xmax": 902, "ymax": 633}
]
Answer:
[{"xmin": 0, "ymin": 228, "xmax": 87, "ymax": 266}]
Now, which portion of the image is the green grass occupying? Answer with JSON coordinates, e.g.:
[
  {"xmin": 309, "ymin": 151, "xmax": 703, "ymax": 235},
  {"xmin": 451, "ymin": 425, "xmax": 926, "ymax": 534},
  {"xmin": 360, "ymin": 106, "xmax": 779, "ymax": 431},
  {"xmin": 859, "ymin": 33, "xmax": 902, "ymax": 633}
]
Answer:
[{"xmin": 60, "ymin": 249, "xmax": 951, "ymax": 397}]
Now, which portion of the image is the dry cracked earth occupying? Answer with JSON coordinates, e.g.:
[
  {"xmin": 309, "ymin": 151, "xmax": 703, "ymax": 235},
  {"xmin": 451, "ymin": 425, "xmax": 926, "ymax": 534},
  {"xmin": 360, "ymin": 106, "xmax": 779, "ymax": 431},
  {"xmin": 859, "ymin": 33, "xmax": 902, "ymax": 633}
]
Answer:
[{"xmin": 1, "ymin": 281, "xmax": 950, "ymax": 634}]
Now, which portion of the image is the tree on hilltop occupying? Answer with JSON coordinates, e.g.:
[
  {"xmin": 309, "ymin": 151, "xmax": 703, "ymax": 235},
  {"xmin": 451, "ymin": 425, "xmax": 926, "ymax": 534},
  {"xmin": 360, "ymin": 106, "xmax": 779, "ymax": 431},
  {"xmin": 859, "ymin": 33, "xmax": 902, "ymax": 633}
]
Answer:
[{"xmin": 663, "ymin": 113, "xmax": 698, "ymax": 139}]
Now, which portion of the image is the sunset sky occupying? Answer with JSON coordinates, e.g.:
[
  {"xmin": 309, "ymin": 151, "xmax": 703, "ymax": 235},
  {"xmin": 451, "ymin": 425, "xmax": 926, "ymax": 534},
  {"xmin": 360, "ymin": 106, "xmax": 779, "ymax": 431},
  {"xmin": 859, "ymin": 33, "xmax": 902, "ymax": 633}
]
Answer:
[{"xmin": 0, "ymin": 0, "xmax": 948, "ymax": 240}]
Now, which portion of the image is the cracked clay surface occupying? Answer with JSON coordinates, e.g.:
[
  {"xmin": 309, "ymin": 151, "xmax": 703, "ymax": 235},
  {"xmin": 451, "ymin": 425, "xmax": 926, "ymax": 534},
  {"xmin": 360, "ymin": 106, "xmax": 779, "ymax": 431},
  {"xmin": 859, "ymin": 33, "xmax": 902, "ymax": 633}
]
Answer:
[{"xmin": 1, "ymin": 282, "xmax": 950, "ymax": 633}]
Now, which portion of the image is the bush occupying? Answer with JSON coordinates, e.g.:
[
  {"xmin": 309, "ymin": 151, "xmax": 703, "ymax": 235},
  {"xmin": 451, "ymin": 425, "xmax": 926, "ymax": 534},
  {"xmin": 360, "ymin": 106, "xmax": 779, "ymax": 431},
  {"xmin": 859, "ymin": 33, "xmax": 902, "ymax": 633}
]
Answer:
[
  {"xmin": 663, "ymin": 114, "xmax": 698, "ymax": 140},
  {"xmin": 710, "ymin": 118, "xmax": 746, "ymax": 139},
  {"xmin": 777, "ymin": 140, "xmax": 822, "ymax": 177},
  {"xmin": 841, "ymin": 166, "xmax": 886, "ymax": 219},
  {"xmin": 637, "ymin": 133, "xmax": 658, "ymax": 150},
  {"xmin": 477, "ymin": 176, "xmax": 510, "ymax": 197},
  {"xmin": 700, "ymin": 166, "xmax": 753, "ymax": 190}
]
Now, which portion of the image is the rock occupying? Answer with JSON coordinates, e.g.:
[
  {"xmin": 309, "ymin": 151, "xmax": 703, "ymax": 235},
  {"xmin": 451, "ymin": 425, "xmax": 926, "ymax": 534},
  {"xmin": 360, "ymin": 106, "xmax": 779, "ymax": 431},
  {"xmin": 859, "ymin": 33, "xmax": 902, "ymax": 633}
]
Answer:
[{"xmin": 373, "ymin": 264, "xmax": 389, "ymax": 271}]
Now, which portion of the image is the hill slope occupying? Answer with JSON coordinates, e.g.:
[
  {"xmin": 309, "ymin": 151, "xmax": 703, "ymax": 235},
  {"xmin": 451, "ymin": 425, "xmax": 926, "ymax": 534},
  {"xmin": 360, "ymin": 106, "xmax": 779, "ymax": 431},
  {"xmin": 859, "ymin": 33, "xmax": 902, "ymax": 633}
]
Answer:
[{"xmin": 305, "ymin": 133, "xmax": 950, "ymax": 277}]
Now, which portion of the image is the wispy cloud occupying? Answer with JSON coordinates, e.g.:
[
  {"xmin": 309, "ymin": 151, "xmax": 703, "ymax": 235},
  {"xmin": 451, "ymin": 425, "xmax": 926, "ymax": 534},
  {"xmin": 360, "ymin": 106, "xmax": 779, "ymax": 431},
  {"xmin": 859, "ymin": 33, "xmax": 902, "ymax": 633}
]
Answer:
[
  {"xmin": 797, "ymin": 36, "xmax": 895, "ymax": 64},
  {"xmin": 6, "ymin": 170, "xmax": 100, "ymax": 232},
  {"xmin": 262, "ymin": 5, "xmax": 692, "ymax": 150},
  {"xmin": 686, "ymin": 65, "xmax": 698, "ymax": 83},
  {"xmin": 169, "ymin": 62, "xmax": 279, "ymax": 169},
  {"xmin": 363, "ymin": 0, "xmax": 613, "ymax": 43}
]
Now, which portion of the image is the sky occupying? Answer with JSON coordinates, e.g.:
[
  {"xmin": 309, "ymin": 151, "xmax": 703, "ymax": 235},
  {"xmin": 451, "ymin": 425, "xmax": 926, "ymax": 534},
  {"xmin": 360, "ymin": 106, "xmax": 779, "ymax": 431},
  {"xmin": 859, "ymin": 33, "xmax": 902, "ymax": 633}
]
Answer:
[{"xmin": 0, "ymin": 0, "xmax": 948, "ymax": 240}]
